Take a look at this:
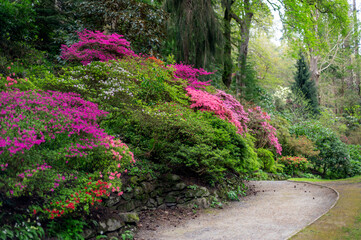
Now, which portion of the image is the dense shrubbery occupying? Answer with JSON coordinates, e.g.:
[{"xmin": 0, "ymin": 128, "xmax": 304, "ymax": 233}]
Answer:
[
  {"xmin": 278, "ymin": 156, "xmax": 309, "ymax": 176},
  {"xmin": 290, "ymin": 121, "xmax": 351, "ymax": 178},
  {"xmin": 0, "ymin": 90, "xmax": 134, "ymax": 221},
  {"xmin": 113, "ymin": 102, "xmax": 259, "ymax": 180}
]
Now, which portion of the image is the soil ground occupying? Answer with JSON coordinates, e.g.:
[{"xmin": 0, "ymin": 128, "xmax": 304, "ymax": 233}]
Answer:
[{"xmin": 135, "ymin": 181, "xmax": 337, "ymax": 240}]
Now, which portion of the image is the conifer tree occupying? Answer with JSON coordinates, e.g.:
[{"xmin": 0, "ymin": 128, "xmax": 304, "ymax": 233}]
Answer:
[{"xmin": 292, "ymin": 53, "xmax": 319, "ymax": 113}]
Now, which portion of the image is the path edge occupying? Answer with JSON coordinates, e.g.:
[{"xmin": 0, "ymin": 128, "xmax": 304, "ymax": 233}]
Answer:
[{"xmin": 285, "ymin": 180, "xmax": 340, "ymax": 240}]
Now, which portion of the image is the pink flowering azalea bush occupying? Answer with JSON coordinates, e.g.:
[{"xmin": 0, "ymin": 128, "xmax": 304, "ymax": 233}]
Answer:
[
  {"xmin": 60, "ymin": 29, "xmax": 137, "ymax": 65},
  {"xmin": 186, "ymin": 88, "xmax": 281, "ymax": 155},
  {"xmin": 0, "ymin": 90, "xmax": 135, "ymax": 219},
  {"xmin": 171, "ymin": 63, "xmax": 213, "ymax": 89},
  {"xmin": 247, "ymin": 106, "xmax": 282, "ymax": 155}
]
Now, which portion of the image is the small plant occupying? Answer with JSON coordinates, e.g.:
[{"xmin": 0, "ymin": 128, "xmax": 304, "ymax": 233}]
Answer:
[
  {"xmin": 227, "ymin": 190, "xmax": 239, "ymax": 201},
  {"xmin": 121, "ymin": 230, "xmax": 134, "ymax": 240},
  {"xmin": 0, "ymin": 214, "xmax": 44, "ymax": 240},
  {"xmin": 187, "ymin": 184, "xmax": 198, "ymax": 190},
  {"xmin": 210, "ymin": 197, "xmax": 223, "ymax": 208}
]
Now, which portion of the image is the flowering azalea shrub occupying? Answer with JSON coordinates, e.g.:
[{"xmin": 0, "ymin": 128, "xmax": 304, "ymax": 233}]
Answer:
[
  {"xmin": 171, "ymin": 63, "xmax": 213, "ymax": 89},
  {"xmin": 247, "ymin": 106, "xmax": 282, "ymax": 155},
  {"xmin": 0, "ymin": 90, "xmax": 135, "ymax": 220},
  {"xmin": 277, "ymin": 156, "xmax": 309, "ymax": 176},
  {"xmin": 187, "ymin": 88, "xmax": 281, "ymax": 154},
  {"xmin": 216, "ymin": 90, "xmax": 249, "ymax": 134},
  {"xmin": 186, "ymin": 88, "xmax": 246, "ymax": 135},
  {"xmin": 60, "ymin": 29, "xmax": 137, "ymax": 65},
  {"xmin": 0, "ymin": 65, "xmax": 35, "ymax": 91}
]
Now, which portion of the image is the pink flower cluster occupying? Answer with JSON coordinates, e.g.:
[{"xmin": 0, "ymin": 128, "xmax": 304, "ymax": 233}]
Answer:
[
  {"xmin": 187, "ymin": 88, "xmax": 245, "ymax": 134},
  {"xmin": 0, "ymin": 66, "xmax": 28, "ymax": 88},
  {"xmin": 60, "ymin": 29, "xmax": 138, "ymax": 65},
  {"xmin": 186, "ymin": 88, "xmax": 282, "ymax": 154},
  {"xmin": 1, "ymin": 163, "xmax": 8, "ymax": 171},
  {"xmin": 216, "ymin": 90, "xmax": 249, "ymax": 134},
  {"xmin": 17, "ymin": 162, "xmax": 52, "ymax": 179},
  {"xmin": 171, "ymin": 63, "xmax": 213, "ymax": 89},
  {"xmin": 248, "ymin": 107, "xmax": 282, "ymax": 155},
  {"xmin": 0, "ymin": 90, "xmax": 108, "ymax": 156}
]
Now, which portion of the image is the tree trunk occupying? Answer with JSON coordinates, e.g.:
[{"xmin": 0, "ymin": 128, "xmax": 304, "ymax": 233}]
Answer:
[
  {"xmin": 354, "ymin": 0, "xmax": 360, "ymax": 95},
  {"xmin": 231, "ymin": 0, "xmax": 253, "ymax": 96},
  {"xmin": 182, "ymin": 0, "xmax": 193, "ymax": 64},
  {"xmin": 222, "ymin": 0, "xmax": 234, "ymax": 88}
]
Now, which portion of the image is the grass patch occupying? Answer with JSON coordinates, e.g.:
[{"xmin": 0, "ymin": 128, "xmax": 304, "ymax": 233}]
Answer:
[
  {"xmin": 290, "ymin": 176, "xmax": 361, "ymax": 240},
  {"xmin": 289, "ymin": 175, "xmax": 361, "ymax": 183}
]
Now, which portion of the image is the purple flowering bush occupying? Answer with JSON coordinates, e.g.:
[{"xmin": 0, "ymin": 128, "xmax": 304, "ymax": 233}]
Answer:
[{"xmin": 0, "ymin": 90, "xmax": 135, "ymax": 219}]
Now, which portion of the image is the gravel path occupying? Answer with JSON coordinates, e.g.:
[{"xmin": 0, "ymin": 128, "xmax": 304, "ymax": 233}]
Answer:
[{"xmin": 136, "ymin": 181, "xmax": 338, "ymax": 240}]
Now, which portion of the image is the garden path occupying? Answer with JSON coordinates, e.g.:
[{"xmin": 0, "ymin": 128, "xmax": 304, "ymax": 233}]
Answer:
[{"xmin": 135, "ymin": 181, "xmax": 337, "ymax": 240}]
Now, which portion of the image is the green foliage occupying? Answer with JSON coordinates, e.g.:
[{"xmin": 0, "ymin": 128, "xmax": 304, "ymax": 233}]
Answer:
[
  {"xmin": 348, "ymin": 145, "xmax": 361, "ymax": 176},
  {"xmin": 165, "ymin": 0, "xmax": 222, "ymax": 68},
  {"xmin": 112, "ymin": 102, "xmax": 259, "ymax": 181},
  {"xmin": 47, "ymin": 217, "xmax": 87, "ymax": 240},
  {"xmin": 0, "ymin": 0, "xmax": 36, "ymax": 44},
  {"xmin": 121, "ymin": 230, "xmax": 134, "ymax": 240},
  {"xmin": 290, "ymin": 121, "xmax": 351, "ymax": 178},
  {"xmin": 0, "ymin": 214, "xmax": 44, "ymax": 240},
  {"xmin": 257, "ymin": 148, "xmax": 275, "ymax": 173}
]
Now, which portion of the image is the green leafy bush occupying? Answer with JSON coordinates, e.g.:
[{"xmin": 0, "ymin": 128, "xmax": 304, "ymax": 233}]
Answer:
[
  {"xmin": 290, "ymin": 121, "xmax": 351, "ymax": 178},
  {"xmin": 285, "ymin": 135, "xmax": 320, "ymax": 158},
  {"xmin": 112, "ymin": 102, "xmax": 259, "ymax": 181},
  {"xmin": 348, "ymin": 145, "xmax": 361, "ymax": 176},
  {"xmin": 256, "ymin": 148, "xmax": 275, "ymax": 172}
]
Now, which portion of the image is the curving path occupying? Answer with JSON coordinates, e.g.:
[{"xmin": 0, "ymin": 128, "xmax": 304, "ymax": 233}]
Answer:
[{"xmin": 135, "ymin": 181, "xmax": 338, "ymax": 240}]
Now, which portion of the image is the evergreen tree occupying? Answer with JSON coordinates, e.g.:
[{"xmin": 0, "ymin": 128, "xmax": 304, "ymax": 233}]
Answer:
[
  {"xmin": 165, "ymin": 0, "xmax": 222, "ymax": 68},
  {"xmin": 292, "ymin": 53, "xmax": 319, "ymax": 114}
]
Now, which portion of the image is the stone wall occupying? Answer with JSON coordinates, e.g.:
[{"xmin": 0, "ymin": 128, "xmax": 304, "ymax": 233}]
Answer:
[{"xmin": 83, "ymin": 173, "xmax": 220, "ymax": 239}]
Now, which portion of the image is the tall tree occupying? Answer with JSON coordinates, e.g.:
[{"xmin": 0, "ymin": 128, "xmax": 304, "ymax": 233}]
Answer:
[
  {"xmin": 222, "ymin": 0, "xmax": 234, "ymax": 88},
  {"xmin": 220, "ymin": 0, "xmax": 273, "ymax": 94},
  {"xmin": 165, "ymin": 0, "xmax": 222, "ymax": 68},
  {"xmin": 353, "ymin": 0, "xmax": 360, "ymax": 96},
  {"xmin": 292, "ymin": 53, "xmax": 319, "ymax": 113},
  {"xmin": 281, "ymin": 0, "xmax": 350, "ymax": 86}
]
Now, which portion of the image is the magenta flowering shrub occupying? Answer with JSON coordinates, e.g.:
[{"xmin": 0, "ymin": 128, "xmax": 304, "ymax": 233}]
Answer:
[
  {"xmin": 171, "ymin": 63, "xmax": 213, "ymax": 89},
  {"xmin": 186, "ymin": 88, "xmax": 281, "ymax": 154},
  {"xmin": 60, "ymin": 29, "xmax": 137, "ymax": 65},
  {"xmin": 186, "ymin": 88, "xmax": 245, "ymax": 134},
  {"xmin": 247, "ymin": 106, "xmax": 282, "ymax": 155},
  {"xmin": 0, "ymin": 90, "xmax": 135, "ymax": 219},
  {"xmin": 216, "ymin": 90, "xmax": 249, "ymax": 134}
]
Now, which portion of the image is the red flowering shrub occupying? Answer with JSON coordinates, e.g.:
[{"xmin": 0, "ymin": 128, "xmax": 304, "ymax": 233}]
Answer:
[
  {"xmin": 60, "ymin": 29, "xmax": 137, "ymax": 65},
  {"xmin": 278, "ymin": 156, "xmax": 309, "ymax": 175},
  {"xmin": 0, "ymin": 90, "xmax": 135, "ymax": 219}
]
